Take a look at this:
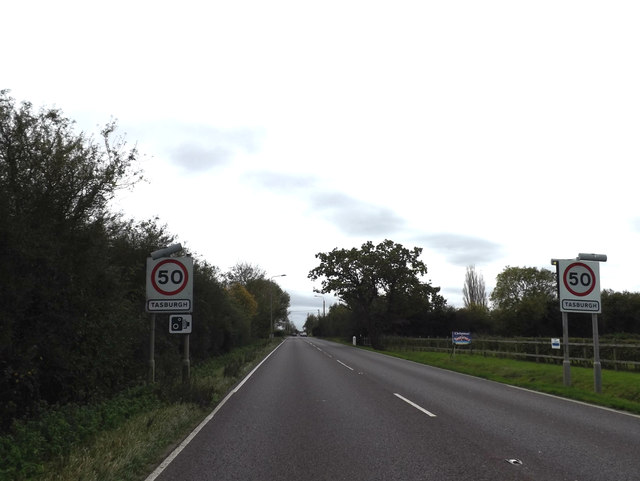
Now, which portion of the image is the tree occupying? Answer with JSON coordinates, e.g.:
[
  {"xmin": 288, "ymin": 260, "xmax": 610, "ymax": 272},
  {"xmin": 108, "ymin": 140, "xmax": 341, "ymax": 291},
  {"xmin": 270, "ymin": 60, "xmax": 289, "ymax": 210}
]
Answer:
[
  {"xmin": 490, "ymin": 266, "xmax": 557, "ymax": 336},
  {"xmin": 310, "ymin": 303, "xmax": 355, "ymax": 338},
  {"xmin": 244, "ymin": 277, "xmax": 290, "ymax": 338},
  {"xmin": 303, "ymin": 313, "xmax": 318, "ymax": 336},
  {"xmin": 0, "ymin": 91, "xmax": 143, "ymax": 415},
  {"xmin": 308, "ymin": 239, "xmax": 442, "ymax": 348},
  {"xmin": 601, "ymin": 289, "xmax": 640, "ymax": 334},
  {"xmin": 462, "ymin": 265, "xmax": 487, "ymax": 308},
  {"xmin": 490, "ymin": 266, "xmax": 556, "ymax": 310},
  {"xmin": 224, "ymin": 262, "xmax": 266, "ymax": 286},
  {"xmin": 223, "ymin": 263, "xmax": 292, "ymax": 338},
  {"xmin": 227, "ymin": 283, "xmax": 258, "ymax": 320}
]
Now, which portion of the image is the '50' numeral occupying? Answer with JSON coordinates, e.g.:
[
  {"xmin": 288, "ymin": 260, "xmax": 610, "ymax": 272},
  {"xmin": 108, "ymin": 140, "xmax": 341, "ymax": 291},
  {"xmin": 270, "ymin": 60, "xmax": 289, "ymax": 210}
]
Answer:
[{"xmin": 157, "ymin": 269, "xmax": 184, "ymax": 285}]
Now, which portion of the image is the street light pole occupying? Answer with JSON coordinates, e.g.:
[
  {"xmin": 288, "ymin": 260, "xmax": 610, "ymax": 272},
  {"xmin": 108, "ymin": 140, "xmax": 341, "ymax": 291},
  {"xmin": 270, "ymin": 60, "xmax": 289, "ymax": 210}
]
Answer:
[
  {"xmin": 270, "ymin": 274, "xmax": 286, "ymax": 338},
  {"xmin": 314, "ymin": 294, "xmax": 325, "ymax": 317}
]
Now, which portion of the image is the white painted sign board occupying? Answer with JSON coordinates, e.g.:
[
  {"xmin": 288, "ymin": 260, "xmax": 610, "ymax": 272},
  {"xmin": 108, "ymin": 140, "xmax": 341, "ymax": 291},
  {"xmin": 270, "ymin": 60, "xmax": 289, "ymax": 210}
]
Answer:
[
  {"xmin": 558, "ymin": 259, "xmax": 601, "ymax": 313},
  {"xmin": 146, "ymin": 256, "xmax": 193, "ymax": 312}
]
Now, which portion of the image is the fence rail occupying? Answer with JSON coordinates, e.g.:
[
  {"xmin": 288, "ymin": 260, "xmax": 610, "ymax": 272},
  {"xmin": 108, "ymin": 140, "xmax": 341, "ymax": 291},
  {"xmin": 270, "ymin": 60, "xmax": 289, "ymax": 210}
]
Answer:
[{"xmin": 380, "ymin": 336, "xmax": 640, "ymax": 371}]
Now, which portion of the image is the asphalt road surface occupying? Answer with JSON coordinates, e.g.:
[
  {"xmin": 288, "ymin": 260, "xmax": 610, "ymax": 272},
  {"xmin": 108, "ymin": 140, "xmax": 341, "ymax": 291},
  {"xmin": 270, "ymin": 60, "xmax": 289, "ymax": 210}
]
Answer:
[{"xmin": 147, "ymin": 337, "xmax": 640, "ymax": 481}]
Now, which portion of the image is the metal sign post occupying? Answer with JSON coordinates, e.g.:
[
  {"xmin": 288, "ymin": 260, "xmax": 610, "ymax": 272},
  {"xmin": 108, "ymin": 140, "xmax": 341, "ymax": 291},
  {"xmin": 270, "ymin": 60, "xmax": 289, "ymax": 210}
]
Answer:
[
  {"xmin": 592, "ymin": 313, "xmax": 602, "ymax": 393},
  {"xmin": 561, "ymin": 312, "xmax": 571, "ymax": 387},
  {"xmin": 145, "ymin": 245, "xmax": 193, "ymax": 384},
  {"xmin": 149, "ymin": 313, "xmax": 156, "ymax": 384},
  {"xmin": 169, "ymin": 315, "xmax": 192, "ymax": 384},
  {"xmin": 553, "ymin": 254, "xmax": 606, "ymax": 393}
]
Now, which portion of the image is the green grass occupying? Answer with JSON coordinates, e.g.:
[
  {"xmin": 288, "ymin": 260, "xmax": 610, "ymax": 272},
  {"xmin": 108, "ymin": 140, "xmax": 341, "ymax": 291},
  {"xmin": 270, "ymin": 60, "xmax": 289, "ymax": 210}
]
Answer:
[
  {"xmin": 0, "ymin": 340, "xmax": 280, "ymax": 481},
  {"xmin": 379, "ymin": 349, "xmax": 640, "ymax": 415},
  {"xmin": 37, "ymin": 404, "xmax": 206, "ymax": 481}
]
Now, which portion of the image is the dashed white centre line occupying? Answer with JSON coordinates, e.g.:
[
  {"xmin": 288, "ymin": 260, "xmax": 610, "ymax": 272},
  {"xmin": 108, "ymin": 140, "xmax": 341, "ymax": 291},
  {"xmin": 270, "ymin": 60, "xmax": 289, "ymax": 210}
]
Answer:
[
  {"xmin": 394, "ymin": 393, "xmax": 437, "ymax": 417},
  {"xmin": 336, "ymin": 360, "xmax": 354, "ymax": 371}
]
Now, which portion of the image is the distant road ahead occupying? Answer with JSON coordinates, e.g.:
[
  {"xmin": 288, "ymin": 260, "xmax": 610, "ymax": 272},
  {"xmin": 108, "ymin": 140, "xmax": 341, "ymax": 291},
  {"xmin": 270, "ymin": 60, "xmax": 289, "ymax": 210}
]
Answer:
[{"xmin": 148, "ymin": 337, "xmax": 640, "ymax": 481}]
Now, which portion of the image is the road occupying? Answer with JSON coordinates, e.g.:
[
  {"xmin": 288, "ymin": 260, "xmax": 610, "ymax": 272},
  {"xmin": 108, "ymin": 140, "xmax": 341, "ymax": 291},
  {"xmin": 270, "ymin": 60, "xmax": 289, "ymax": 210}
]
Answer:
[{"xmin": 147, "ymin": 337, "xmax": 640, "ymax": 481}]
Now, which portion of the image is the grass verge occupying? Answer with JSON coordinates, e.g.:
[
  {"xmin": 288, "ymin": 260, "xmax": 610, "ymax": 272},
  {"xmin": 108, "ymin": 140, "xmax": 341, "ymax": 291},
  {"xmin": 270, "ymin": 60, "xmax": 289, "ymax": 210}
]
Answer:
[
  {"xmin": 377, "ymin": 348, "xmax": 640, "ymax": 415},
  {"xmin": 0, "ymin": 340, "xmax": 280, "ymax": 481}
]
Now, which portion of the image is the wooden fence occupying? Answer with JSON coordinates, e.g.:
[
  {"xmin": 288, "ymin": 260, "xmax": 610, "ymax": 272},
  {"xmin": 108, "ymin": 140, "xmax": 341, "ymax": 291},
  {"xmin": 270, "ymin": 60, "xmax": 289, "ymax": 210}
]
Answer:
[{"xmin": 379, "ymin": 336, "xmax": 640, "ymax": 371}]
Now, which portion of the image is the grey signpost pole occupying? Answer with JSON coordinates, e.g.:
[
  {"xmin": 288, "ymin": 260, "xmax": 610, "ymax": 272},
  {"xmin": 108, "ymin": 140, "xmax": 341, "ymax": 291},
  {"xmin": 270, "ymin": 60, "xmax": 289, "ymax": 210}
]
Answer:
[
  {"xmin": 561, "ymin": 311, "xmax": 571, "ymax": 387},
  {"xmin": 579, "ymin": 253, "xmax": 606, "ymax": 394},
  {"xmin": 553, "ymin": 259, "xmax": 571, "ymax": 387},
  {"xmin": 592, "ymin": 312, "xmax": 602, "ymax": 393},
  {"xmin": 149, "ymin": 313, "xmax": 156, "ymax": 383},
  {"xmin": 183, "ymin": 334, "xmax": 190, "ymax": 384}
]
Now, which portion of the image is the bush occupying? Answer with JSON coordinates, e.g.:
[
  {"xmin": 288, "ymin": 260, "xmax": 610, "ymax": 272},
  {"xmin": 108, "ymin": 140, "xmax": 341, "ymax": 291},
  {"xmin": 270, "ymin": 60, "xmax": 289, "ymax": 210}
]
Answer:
[{"xmin": 0, "ymin": 386, "xmax": 159, "ymax": 480}]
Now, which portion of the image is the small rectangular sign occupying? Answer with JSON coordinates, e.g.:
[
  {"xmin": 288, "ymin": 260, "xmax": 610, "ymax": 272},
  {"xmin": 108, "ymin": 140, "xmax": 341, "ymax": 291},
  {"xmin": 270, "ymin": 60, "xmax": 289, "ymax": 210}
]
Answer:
[
  {"xmin": 147, "ymin": 299, "xmax": 192, "ymax": 312},
  {"xmin": 169, "ymin": 314, "xmax": 192, "ymax": 334},
  {"xmin": 551, "ymin": 338, "xmax": 561, "ymax": 349},
  {"xmin": 561, "ymin": 299, "xmax": 600, "ymax": 312},
  {"xmin": 452, "ymin": 331, "xmax": 472, "ymax": 345}
]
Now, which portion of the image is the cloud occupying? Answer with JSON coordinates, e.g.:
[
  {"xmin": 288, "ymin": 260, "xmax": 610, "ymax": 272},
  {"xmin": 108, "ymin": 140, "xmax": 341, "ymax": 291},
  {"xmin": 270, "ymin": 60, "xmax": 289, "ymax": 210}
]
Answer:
[
  {"xmin": 162, "ymin": 125, "xmax": 262, "ymax": 173},
  {"xmin": 245, "ymin": 171, "xmax": 407, "ymax": 237},
  {"xmin": 440, "ymin": 286, "xmax": 463, "ymax": 297},
  {"xmin": 415, "ymin": 233, "xmax": 503, "ymax": 266},
  {"xmin": 288, "ymin": 290, "xmax": 341, "ymax": 317},
  {"xmin": 245, "ymin": 171, "xmax": 316, "ymax": 191},
  {"xmin": 310, "ymin": 191, "xmax": 406, "ymax": 236},
  {"xmin": 170, "ymin": 143, "xmax": 232, "ymax": 171}
]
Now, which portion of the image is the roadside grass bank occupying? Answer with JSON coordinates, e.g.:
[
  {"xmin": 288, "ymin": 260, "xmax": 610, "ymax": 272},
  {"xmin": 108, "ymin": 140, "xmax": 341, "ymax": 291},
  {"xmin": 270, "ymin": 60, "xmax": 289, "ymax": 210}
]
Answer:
[
  {"xmin": 0, "ymin": 340, "xmax": 280, "ymax": 481},
  {"xmin": 376, "ymin": 348, "xmax": 640, "ymax": 415}
]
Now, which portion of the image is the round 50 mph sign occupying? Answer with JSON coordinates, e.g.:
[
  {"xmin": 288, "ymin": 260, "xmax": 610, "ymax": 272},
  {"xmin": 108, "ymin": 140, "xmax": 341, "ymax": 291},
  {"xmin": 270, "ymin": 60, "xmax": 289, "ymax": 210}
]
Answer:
[
  {"xmin": 151, "ymin": 259, "xmax": 189, "ymax": 295},
  {"xmin": 563, "ymin": 262, "xmax": 596, "ymax": 297},
  {"xmin": 146, "ymin": 256, "xmax": 193, "ymax": 312},
  {"xmin": 558, "ymin": 259, "xmax": 601, "ymax": 313}
]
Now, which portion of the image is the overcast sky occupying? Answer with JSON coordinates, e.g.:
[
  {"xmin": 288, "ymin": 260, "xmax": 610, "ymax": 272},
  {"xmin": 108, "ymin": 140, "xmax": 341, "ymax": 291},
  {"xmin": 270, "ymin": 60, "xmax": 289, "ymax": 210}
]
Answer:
[{"xmin": 4, "ymin": 1, "xmax": 639, "ymax": 328}]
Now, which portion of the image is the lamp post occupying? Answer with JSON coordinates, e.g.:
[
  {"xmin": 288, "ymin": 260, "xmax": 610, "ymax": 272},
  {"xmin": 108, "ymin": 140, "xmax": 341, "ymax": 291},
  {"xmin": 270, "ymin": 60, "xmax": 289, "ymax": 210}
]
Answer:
[
  {"xmin": 270, "ymin": 274, "xmax": 286, "ymax": 338},
  {"xmin": 314, "ymin": 294, "xmax": 325, "ymax": 317}
]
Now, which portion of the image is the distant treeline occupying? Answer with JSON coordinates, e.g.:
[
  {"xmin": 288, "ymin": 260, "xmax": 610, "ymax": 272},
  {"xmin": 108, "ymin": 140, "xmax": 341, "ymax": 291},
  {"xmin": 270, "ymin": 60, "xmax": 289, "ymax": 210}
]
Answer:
[
  {"xmin": 306, "ymin": 244, "xmax": 639, "ymax": 347},
  {"xmin": 305, "ymin": 260, "xmax": 640, "ymax": 344},
  {"xmin": 307, "ymin": 280, "xmax": 640, "ymax": 342},
  {"xmin": 0, "ymin": 92, "xmax": 289, "ymax": 428}
]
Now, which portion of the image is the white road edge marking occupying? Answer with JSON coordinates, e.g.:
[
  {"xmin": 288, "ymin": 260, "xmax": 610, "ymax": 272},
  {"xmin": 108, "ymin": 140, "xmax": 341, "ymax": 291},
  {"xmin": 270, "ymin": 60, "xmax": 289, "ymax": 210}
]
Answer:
[
  {"xmin": 337, "ymin": 360, "xmax": 354, "ymax": 370},
  {"xmin": 394, "ymin": 393, "xmax": 437, "ymax": 417},
  {"xmin": 144, "ymin": 340, "xmax": 286, "ymax": 481},
  {"xmin": 503, "ymin": 383, "xmax": 640, "ymax": 420}
]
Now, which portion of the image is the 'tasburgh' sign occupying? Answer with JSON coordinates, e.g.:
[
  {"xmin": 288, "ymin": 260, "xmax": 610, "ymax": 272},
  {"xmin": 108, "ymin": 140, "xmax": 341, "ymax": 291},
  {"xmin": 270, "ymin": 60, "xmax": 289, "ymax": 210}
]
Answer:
[
  {"xmin": 147, "ymin": 299, "xmax": 192, "ymax": 312},
  {"xmin": 561, "ymin": 299, "xmax": 600, "ymax": 312}
]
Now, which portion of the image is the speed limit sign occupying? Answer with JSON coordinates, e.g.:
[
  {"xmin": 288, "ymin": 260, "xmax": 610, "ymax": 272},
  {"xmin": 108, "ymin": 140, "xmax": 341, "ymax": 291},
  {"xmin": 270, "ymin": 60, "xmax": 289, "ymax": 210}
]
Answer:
[
  {"xmin": 558, "ymin": 260, "xmax": 601, "ymax": 313},
  {"xmin": 146, "ymin": 257, "xmax": 193, "ymax": 312}
]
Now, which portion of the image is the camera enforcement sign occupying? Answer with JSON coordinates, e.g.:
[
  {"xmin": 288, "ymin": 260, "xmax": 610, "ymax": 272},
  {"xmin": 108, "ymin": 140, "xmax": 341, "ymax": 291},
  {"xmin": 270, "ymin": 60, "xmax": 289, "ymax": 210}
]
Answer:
[
  {"xmin": 146, "ymin": 257, "xmax": 193, "ymax": 312},
  {"xmin": 169, "ymin": 314, "xmax": 192, "ymax": 334},
  {"xmin": 558, "ymin": 259, "xmax": 601, "ymax": 313}
]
